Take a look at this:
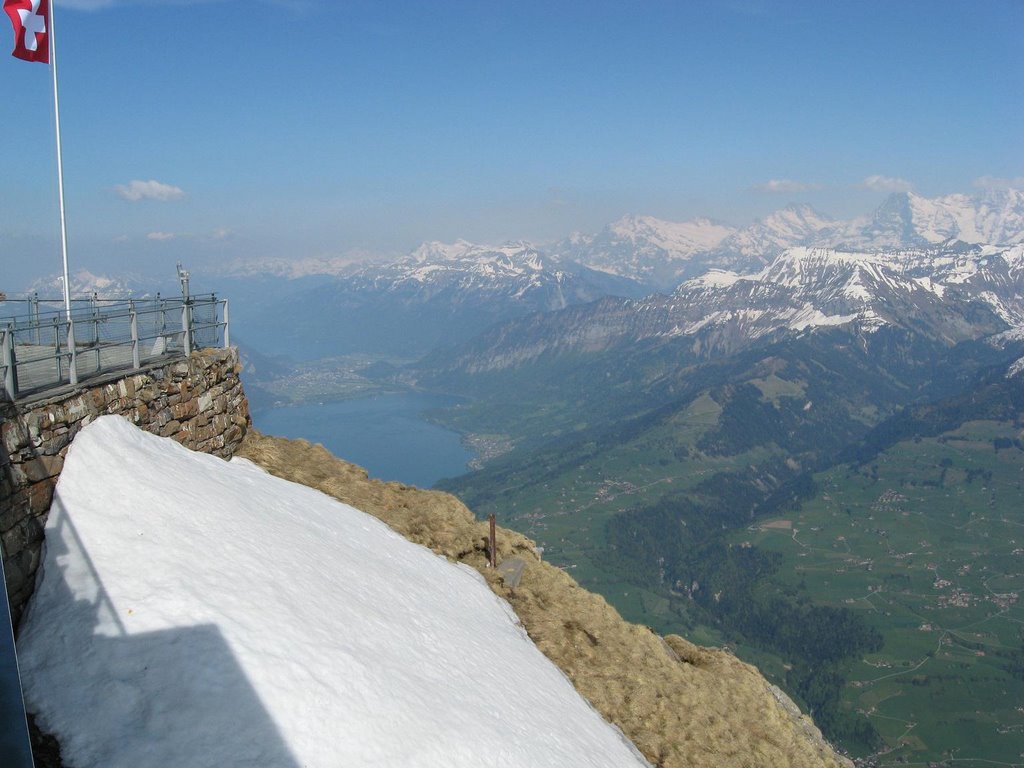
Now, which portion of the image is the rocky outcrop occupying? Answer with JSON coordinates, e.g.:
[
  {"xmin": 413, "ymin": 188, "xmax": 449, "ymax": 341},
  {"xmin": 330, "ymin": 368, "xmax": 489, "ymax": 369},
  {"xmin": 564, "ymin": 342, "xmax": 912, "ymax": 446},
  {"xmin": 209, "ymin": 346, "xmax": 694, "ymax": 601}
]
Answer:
[{"xmin": 1, "ymin": 348, "xmax": 250, "ymax": 625}]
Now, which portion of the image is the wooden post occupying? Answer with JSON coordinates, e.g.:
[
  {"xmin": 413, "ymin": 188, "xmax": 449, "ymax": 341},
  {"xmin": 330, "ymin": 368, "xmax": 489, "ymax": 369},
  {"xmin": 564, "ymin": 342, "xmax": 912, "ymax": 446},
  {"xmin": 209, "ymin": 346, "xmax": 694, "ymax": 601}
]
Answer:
[{"xmin": 488, "ymin": 513, "xmax": 497, "ymax": 569}]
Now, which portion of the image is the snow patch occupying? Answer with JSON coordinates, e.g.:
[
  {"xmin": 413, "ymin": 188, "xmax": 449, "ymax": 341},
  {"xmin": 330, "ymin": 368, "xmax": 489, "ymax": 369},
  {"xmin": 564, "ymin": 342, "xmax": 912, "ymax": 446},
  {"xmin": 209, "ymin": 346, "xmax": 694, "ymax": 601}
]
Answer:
[{"xmin": 18, "ymin": 416, "xmax": 649, "ymax": 768}]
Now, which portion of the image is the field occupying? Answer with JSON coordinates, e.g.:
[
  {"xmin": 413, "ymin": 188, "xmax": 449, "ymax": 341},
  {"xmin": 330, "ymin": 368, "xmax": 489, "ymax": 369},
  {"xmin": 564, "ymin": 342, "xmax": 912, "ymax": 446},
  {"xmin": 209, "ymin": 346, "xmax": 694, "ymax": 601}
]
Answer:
[
  {"xmin": 454, "ymin": 396, "xmax": 1024, "ymax": 765},
  {"xmin": 437, "ymin": 347, "xmax": 1024, "ymax": 764},
  {"xmin": 743, "ymin": 420, "xmax": 1024, "ymax": 766},
  {"xmin": 480, "ymin": 394, "xmax": 753, "ymax": 582}
]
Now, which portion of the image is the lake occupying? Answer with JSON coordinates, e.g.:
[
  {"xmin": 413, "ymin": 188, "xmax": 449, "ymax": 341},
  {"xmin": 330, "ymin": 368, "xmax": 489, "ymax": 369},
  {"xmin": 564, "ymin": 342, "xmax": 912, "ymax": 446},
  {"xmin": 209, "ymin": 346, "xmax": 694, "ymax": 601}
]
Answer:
[{"xmin": 250, "ymin": 392, "xmax": 474, "ymax": 489}]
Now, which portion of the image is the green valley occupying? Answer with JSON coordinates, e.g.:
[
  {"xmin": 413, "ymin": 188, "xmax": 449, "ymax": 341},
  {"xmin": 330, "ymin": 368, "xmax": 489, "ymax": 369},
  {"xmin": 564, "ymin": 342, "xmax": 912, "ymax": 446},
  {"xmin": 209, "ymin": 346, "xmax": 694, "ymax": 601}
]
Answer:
[
  {"xmin": 431, "ymin": 329, "xmax": 1024, "ymax": 765},
  {"xmin": 741, "ymin": 419, "xmax": 1024, "ymax": 766}
]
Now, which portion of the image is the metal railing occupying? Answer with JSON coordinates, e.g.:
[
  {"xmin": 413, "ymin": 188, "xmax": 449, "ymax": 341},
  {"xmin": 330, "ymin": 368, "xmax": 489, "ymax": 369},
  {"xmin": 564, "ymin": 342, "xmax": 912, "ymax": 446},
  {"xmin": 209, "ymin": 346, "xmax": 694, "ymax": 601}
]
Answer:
[{"xmin": 0, "ymin": 293, "xmax": 230, "ymax": 401}]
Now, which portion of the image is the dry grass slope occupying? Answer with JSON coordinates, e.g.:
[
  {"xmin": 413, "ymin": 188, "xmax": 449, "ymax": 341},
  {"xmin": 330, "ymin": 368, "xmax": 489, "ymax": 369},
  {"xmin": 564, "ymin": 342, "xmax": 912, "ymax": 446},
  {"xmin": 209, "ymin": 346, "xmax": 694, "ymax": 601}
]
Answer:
[{"xmin": 237, "ymin": 432, "xmax": 851, "ymax": 768}]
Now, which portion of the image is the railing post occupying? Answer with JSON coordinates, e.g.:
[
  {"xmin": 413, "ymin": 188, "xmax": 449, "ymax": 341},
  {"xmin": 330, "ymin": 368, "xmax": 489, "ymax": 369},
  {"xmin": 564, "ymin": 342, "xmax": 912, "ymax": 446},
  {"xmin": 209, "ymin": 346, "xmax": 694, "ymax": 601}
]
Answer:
[
  {"xmin": 223, "ymin": 299, "xmax": 230, "ymax": 348},
  {"xmin": 91, "ymin": 293, "xmax": 100, "ymax": 345},
  {"xmin": 67, "ymin": 317, "xmax": 78, "ymax": 386},
  {"xmin": 181, "ymin": 301, "xmax": 192, "ymax": 357},
  {"xmin": 53, "ymin": 316, "xmax": 62, "ymax": 380},
  {"xmin": 31, "ymin": 292, "xmax": 40, "ymax": 345},
  {"xmin": 130, "ymin": 300, "xmax": 141, "ymax": 369},
  {"xmin": 2, "ymin": 326, "xmax": 18, "ymax": 400}
]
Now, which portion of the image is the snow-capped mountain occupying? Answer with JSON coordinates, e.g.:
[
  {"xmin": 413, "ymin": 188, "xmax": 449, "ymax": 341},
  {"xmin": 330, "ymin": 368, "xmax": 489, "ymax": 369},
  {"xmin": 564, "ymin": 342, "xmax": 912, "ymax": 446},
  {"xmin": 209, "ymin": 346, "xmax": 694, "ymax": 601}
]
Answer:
[
  {"xmin": 555, "ymin": 215, "xmax": 734, "ymax": 288},
  {"xmin": 356, "ymin": 240, "xmax": 568, "ymax": 294},
  {"xmin": 712, "ymin": 204, "xmax": 840, "ymax": 265},
  {"xmin": 22, "ymin": 270, "xmax": 151, "ymax": 300},
  {"xmin": 416, "ymin": 243, "xmax": 1019, "ymax": 376},
  {"xmin": 834, "ymin": 189, "xmax": 1024, "ymax": 251},
  {"xmin": 222, "ymin": 186, "xmax": 1024, "ymax": 361},
  {"xmin": 332, "ymin": 239, "xmax": 648, "ymax": 314},
  {"xmin": 234, "ymin": 240, "xmax": 648, "ymax": 359},
  {"xmin": 555, "ymin": 189, "xmax": 1024, "ymax": 290}
]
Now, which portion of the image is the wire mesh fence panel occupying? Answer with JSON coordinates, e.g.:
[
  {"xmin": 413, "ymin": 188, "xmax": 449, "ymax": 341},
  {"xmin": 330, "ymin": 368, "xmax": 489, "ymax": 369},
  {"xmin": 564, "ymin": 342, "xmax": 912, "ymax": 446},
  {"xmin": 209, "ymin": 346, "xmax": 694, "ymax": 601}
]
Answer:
[
  {"xmin": 2, "ymin": 317, "xmax": 75, "ymax": 395},
  {"xmin": 190, "ymin": 299, "xmax": 222, "ymax": 350},
  {"xmin": 0, "ymin": 295, "xmax": 227, "ymax": 401}
]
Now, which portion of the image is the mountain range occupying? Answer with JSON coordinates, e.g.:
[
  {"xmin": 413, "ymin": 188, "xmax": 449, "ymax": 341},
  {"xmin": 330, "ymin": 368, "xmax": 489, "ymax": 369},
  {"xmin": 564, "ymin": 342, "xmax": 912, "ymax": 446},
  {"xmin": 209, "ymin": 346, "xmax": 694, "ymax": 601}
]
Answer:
[
  {"xmin": 15, "ymin": 188, "xmax": 1021, "ymax": 365},
  {"xmin": 555, "ymin": 188, "xmax": 1024, "ymax": 289},
  {"xmin": 215, "ymin": 187, "xmax": 1024, "ymax": 361},
  {"xmin": 226, "ymin": 240, "xmax": 647, "ymax": 359},
  {"xmin": 411, "ymin": 242, "xmax": 1022, "ymax": 381}
]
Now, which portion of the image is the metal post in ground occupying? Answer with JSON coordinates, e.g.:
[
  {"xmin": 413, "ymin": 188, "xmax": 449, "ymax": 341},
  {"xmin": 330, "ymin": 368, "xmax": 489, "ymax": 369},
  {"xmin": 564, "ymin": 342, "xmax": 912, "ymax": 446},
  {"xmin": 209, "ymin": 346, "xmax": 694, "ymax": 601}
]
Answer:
[
  {"xmin": 223, "ymin": 299, "xmax": 230, "ymax": 348},
  {"xmin": 488, "ymin": 514, "xmax": 497, "ymax": 569}
]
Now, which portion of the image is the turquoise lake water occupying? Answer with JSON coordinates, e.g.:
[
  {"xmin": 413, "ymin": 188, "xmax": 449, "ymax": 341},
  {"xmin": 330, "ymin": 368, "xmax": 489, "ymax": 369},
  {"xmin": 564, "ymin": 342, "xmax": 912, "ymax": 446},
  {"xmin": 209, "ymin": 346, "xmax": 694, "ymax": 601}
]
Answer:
[{"xmin": 250, "ymin": 392, "xmax": 474, "ymax": 489}]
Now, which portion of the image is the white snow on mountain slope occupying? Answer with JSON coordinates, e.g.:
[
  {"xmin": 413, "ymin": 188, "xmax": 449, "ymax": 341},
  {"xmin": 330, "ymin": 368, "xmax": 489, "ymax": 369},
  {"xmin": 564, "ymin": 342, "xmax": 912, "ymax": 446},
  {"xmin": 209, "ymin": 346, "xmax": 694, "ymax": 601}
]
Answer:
[
  {"xmin": 374, "ymin": 241, "xmax": 555, "ymax": 283},
  {"xmin": 606, "ymin": 214, "xmax": 734, "ymax": 253},
  {"xmin": 834, "ymin": 189, "xmax": 1024, "ymax": 250},
  {"xmin": 17, "ymin": 416, "xmax": 650, "ymax": 768},
  {"xmin": 554, "ymin": 215, "xmax": 735, "ymax": 286},
  {"xmin": 1007, "ymin": 355, "xmax": 1024, "ymax": 378},
  {"xmin": 664, "ymin": 245, "xmax": 1004, "ymax": 338},
  {"xmin": 689, "ymin": 269, "xmax": 743, "ymax": 288},
  {"xmin": 906, "ymin": 188, "xmax": 1024, "ymax": 245},
  {"xmin": 208, "ymin": 188, "xmax": 1023, "ymax": 302},
  {"xmin": 556, "ymin": 190, "xmax": 1024, "ymax": 288},
  {"xmin": 23, "ymin": 270, "xmax": 146, "ymax": 300},
  {"xmin": 751, "ymin": 248, "xmax": 915, "ymax": 306},
  {"xmin": 715, "ymin": 204, "xmax": 839, "ymax": 261}
]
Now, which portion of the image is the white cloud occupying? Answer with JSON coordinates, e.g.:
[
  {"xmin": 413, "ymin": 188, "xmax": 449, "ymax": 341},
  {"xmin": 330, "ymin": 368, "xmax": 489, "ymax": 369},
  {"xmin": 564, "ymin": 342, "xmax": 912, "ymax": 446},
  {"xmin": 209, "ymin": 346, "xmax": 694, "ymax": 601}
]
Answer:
[
  {"xmin": 857, "ymin": 175, "xmax": 914, "ymax": 192},
  {"xmin": 147, "ymin": 231, "xmax": 176, "ymax": 241},
  {"xmin": 116, "ymin": 180, "xmax": 185, "ymax": 202},
  {"xmin": 750, "ymin": 179, "xmax": 820, "ymax": 193},
  {"xmin": 973, "ymin": 175, "xmax": 1024, "ymax": 191}
]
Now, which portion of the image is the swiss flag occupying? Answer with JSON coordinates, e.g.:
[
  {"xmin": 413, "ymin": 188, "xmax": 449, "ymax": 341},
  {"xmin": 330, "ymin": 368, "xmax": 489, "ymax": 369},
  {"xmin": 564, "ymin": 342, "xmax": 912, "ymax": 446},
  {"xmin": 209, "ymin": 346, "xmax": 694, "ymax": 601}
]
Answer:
[{"xmin": 4, "ymin": 0, "xmax": 49, "ymax": 63}]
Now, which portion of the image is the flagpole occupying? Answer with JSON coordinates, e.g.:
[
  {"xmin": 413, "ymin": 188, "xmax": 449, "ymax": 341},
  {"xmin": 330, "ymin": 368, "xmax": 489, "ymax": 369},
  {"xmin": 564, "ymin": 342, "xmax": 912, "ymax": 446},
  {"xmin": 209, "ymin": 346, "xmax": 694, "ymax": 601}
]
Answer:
[{"xmin": 48, "ymin": 0, "xmax": 77, "ymax": 384}]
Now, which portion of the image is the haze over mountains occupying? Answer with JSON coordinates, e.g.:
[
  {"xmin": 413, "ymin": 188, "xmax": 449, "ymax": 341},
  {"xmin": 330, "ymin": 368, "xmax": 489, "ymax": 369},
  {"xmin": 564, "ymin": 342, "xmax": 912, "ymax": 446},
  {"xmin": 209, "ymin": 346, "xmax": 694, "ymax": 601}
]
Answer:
[
  {"xmin": 214, "ymin": 187, "xmax": 1024, "ymax": 362},
  {"xmin": 17, "ymin": 187, "xmax": 1022, "ymax": 366}
]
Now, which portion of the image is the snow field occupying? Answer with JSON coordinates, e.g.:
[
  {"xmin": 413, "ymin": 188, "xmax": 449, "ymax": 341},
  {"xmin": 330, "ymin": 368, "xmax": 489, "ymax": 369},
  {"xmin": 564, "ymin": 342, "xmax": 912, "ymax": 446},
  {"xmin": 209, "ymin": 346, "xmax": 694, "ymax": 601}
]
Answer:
[{"xmin": 17, "ymin": 416, "xmax": 649, "ymax": 767}]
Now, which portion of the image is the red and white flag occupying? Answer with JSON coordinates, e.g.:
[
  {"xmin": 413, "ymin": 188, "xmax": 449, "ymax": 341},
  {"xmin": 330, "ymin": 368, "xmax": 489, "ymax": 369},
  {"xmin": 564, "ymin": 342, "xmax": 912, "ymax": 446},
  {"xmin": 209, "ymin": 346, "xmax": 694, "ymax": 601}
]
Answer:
[{"xmin": 4, "ymin": 0, "xmax": 49, "ymax": 63}]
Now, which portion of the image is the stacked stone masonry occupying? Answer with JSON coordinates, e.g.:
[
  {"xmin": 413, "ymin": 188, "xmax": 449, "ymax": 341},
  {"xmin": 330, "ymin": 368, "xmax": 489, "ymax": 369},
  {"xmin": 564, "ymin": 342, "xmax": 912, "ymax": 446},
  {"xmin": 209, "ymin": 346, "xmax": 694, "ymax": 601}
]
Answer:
[{"xmin": 0, "ymin": 347, "xmax": 250, "ymax": 626}]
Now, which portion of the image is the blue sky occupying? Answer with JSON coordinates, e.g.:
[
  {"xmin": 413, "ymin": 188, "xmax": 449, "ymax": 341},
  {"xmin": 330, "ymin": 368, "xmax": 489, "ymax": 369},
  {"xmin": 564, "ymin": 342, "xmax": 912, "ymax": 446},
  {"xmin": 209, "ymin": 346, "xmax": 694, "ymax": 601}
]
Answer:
[{"xmin": 1, "ymin": 0, "xmax": 1022, "ymax": 289}]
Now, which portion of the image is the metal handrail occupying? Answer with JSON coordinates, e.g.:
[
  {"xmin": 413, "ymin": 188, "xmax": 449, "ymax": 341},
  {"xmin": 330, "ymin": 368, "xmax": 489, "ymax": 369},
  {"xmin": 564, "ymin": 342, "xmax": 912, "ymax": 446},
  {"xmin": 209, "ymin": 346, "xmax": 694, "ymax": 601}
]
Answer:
[{"xmin": 0, "ymin": 294, "xmax": 230, "ymax": 402}]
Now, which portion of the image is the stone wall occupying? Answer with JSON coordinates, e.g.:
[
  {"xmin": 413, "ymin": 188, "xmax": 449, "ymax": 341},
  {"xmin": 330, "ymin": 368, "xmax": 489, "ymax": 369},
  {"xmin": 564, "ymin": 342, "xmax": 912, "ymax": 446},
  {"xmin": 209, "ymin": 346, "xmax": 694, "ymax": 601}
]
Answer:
[{"xmin": 0, "ymin": 347, "xmax": 250, "ymax": 626}]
